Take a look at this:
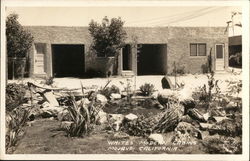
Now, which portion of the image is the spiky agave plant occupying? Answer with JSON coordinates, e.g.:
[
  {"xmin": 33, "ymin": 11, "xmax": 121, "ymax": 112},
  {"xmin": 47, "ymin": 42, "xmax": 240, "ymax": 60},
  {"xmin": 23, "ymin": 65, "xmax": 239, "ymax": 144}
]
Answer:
[{"xmin": 66, "ymin": 94, "xmax": 90, "ymax": 137}]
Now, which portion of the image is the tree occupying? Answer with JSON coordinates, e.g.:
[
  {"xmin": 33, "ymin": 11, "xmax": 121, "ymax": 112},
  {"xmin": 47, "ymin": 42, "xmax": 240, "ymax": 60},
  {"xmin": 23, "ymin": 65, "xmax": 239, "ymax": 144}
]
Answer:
[
  {"xmin": 6, "ymin": 13, "xmax": 34, "ymax": 79},
  {"xmin": 6, "ymin": 13, "xmax": 34, "ymax": 58},
  {"xmin": 88, "ymin": 16, "xmax": 127, "ymax": 75}
]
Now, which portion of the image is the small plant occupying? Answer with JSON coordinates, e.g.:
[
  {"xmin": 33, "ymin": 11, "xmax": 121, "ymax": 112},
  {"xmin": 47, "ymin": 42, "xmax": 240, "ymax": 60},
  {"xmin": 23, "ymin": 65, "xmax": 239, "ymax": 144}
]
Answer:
[
  {"xmin": 44, "ymin": 76, "xmax": 54, "ymax": 86},
  {"xmin": 6, "ymin": 83, "xmax": 27, "ymax": 112},
  {"xmin": 139, "ymin": 83, "xmax": 155, "ymax": 96},
  {"xmin": 100, "ymin": 85, "xmax": 120, "ymax": 99}
]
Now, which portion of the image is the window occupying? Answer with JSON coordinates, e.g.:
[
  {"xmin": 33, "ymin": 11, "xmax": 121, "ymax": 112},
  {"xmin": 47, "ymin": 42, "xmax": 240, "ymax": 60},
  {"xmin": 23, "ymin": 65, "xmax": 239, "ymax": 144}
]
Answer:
[{"xmin": 190, "ymin": 43, "xmax": 206, "ymax": 56}]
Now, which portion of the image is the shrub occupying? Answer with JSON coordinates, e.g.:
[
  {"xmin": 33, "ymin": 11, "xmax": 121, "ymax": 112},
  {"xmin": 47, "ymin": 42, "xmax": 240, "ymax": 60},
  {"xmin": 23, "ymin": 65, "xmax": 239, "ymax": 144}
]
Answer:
[
  {"xmin": 44, "ymin": 76, "xmax": 54, "ymax": 86},
  {"xmin": 139, "ymin": 83, "xmax": 155, "ymax": 96},
  {"xmin": 202, "ymin": 135, "xmax": 242, "ymax": 154},
  {"xmin": 6, "ymin": 106, "xmax": 31, "ymax": 153},
  {"xmin": 121, "ymin": 114, "xmax": 160, "ymax": 137},
  {"xmin": 85, "ymin": 68, "xmax": 105, "ymax": 78},
  {"xmin": 6, "ymin": 83, "xmax": 27, "ymax": 112},
  {"xmin": 100, "ymin": 85, "xmax": 120, "ymax": 99}
]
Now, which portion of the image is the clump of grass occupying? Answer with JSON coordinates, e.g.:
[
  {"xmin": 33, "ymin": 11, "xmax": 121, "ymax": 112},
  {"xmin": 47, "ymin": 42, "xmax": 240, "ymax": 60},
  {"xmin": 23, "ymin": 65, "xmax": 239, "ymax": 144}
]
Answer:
[{"xmin": 139, "ymin": 83, "xmax": 155, "ymax": 96}]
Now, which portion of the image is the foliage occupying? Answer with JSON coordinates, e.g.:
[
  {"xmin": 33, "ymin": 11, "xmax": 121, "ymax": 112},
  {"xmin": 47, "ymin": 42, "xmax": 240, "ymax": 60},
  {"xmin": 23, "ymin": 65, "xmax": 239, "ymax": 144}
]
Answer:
[
  {"xmin": 119, "ymin": 78, "xmax": 134, "ymax": 101},
  {"xmin": 88, "ymin": 16, "xmax": 127, "ymax": 57},
  {"xmin": 6, "ymin": 13, "xmax": 34, "ymax": 58},
  {"xmin": 85, "ymin": 68, "xmax": 105, "ymax": 78},
  {"xmin": 6, "ymin": 106, "xmax": 31, "ymax": 152},
  {"xmin": 44, "ymin": 76, "xmax": 54, "ymax": 86},
  {"xmin": 100, "ymin": 85, "xmax": 120, "ymax": 99},
  {"xmin": 6, "ymin": 83, "xmax": 27, "ymax": 112},
  {"xmin": 202, "ymin": 135, "xmax": 242, "ymax": 154},
  {"xmin": 192, "ymin": 72, "xmax": 221, "ymax": 103},
  {"xmin": 139, "ymin": 83, "xmax": 155, "ymax": 96},
  {"xmin": 121, "ymin": 114, "xmax": 161, "ymax": 137},
  {"xmin": 65, "ymin": 89, "xmax": 104, "ymax": 137},
  {"xmin": 226, "ymin": 79, "xmax": 242, "ymax": 97},
  {"xmin": 153, "ymin": 102, "xmax": 184, "ymax": 133},
  {"xmin": 229, "ymin": 52, "xmax": 242, "ymax": 67}
]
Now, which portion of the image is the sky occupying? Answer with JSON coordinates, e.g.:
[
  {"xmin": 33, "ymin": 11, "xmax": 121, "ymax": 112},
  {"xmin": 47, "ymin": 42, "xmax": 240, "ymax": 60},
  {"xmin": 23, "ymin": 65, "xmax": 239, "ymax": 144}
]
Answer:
[{"xmin": 6, "ymin": 6, "xmax": 242, "ymax": 36}]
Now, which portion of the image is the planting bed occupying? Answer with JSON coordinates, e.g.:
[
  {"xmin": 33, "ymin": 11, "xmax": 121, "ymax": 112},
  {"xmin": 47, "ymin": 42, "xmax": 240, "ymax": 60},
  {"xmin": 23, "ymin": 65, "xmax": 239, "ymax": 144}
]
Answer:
[{"xmin": 5, "ymin": 73, "xmax": 242, "ymax": 154}]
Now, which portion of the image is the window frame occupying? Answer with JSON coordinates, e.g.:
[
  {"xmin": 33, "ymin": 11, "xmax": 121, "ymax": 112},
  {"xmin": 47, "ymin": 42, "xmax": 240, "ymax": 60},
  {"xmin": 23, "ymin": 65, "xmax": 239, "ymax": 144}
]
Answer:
[{"xmin": 190, "ymin": 43, "xmax": 207, "ymax": 57}]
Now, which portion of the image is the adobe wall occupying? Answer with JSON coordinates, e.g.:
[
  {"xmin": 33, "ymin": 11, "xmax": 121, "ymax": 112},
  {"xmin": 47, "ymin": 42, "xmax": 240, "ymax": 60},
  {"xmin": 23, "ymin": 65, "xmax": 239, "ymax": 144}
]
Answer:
[{"xmin": 25, "ymin": 26, "xmax": 228, "ymax": 76}]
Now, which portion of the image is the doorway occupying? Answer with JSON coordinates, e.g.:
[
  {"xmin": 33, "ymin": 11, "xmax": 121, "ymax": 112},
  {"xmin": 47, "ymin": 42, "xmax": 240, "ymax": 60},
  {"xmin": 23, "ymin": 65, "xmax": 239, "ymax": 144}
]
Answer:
[
  {"xmin": 52, "ymin": 44, "xmax": 85, "ymax": 77},
  {"xmin": 122, "ymin": 44, "xmax": 132, "ymax": 71},
  {"xmin": 215, "ymin": 44, "xmax": 225, "ymax": 71}
]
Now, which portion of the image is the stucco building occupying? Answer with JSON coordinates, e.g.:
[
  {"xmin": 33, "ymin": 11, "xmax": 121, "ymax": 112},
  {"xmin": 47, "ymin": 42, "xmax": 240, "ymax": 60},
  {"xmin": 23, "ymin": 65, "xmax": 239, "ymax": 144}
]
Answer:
[{"xmin": 25, "ymin": 26, "xmax": 229, "ymax": 78}]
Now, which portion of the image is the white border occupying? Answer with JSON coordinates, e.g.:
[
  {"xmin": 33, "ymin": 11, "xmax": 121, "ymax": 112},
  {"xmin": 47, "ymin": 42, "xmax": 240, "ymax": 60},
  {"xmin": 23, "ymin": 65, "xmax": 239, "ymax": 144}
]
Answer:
[{"xmin": 1, "ymin": 0, "xmax": 249, "ymax": 160}]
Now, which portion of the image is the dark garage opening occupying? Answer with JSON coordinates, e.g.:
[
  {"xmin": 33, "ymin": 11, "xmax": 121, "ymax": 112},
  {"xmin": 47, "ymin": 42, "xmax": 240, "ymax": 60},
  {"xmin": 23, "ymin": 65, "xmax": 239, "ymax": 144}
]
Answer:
[
  {"xmin": 52, "ymin": 44, "xmax": 85, "ymax": 77},
  {"xmin": 137, "ymin": 44, "xmax": 167, "ymax": 75}
]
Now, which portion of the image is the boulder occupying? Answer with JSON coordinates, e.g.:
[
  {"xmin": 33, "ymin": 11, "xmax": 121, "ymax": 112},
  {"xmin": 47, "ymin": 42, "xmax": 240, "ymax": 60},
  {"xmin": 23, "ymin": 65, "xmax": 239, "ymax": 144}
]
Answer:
[
  {"xmin": 200, "ymin": 123, "xmax": 214, "ymax": 130},
  {"xmin": 157, "ymin": 89, "xmax": 178, "ymax": 105},
  {"xmin": 161, "ymin": 76, "xmax": 174, "ymax": 89},
  {"xmin": 76, "ymin": 98, "xmax": 90, "ymax": 106},
  {"xmin": 112, "ymin": 132, "xmax": 129, "ymax": 140},
  {"xmin": 213, "ymin": 116, "xmax": 231, "ymax": 123},
  {"xmin": 43, "ymin": 91, "xmax": 59, "ymax": 106},
  {"xmin": 187, "ymin": 108, "xmax": 206, "ymax": 122},
  {"xmin": 96, "ymin": 110, "xmax": 108, "ymax": 124},
  {"xmin": 110, "ymin": 93, "xmax": 121, "ymax": 100},
  {"xmin": 148, "ymin": 134, "xmax": 165, "ymax": 145},
  {"xmin": 41, "ymin": 106, "xmax": 64, "ymax": 118},
  {"xmin": 108, "ymin": 114, "xmax": 124, "ymax": 131},
  {"xmin": 124, "ymin": 113, "xmax": 138, "ymax": 121},
  {"xmin": 175, "ymin": 122, "xmax": 202, "ymax": 139},
  {"xmin": 96, "ymin": 94, "xmax": 108, "ymax": 104},
  {"xmin": 60, "ymin": 121, "xmax": 73, "ymax": 130}
]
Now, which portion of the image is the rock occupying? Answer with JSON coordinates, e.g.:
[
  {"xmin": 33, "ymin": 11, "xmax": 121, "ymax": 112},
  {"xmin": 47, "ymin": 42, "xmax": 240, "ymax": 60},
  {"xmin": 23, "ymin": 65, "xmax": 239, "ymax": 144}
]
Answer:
[
  {"xmin": 96, "ymin": 94, "xmax": 108, "ymax": 104},
  {"xmin": 76, "ymin": 98, "xmax": 90, "ymax": 106},
  {"xmin": 175, "ymin": 122, "xmax": 202, "ymax": 139},
  {"xmin": 187, "ymin": 108, "xmax": 206, "ymax": 122},
  {"xmin": 181, "ymin": 99, "xmax": 196, "ymax": 114},
  {"xmin": 57, "ymin": 108, "xmax": 71, "ymax": 121},
  {"xmin": 60, "ymin": 121, "xmax": 73, "ymax": 130},
  {"xmin": 213, "ymin": 116, "xmax": 231, "ymax": 123},
  {"xmin": 178, "ymin": 87, "xmax": 194, "ymax": 102},
  {"xmin": 200, "ymin": 123, "xmax": 214, "ymax": 130},
  {"xmin": 110, "ymin": 93, "xmax": 121, "ymax": 100},
  {"xmin": 210, "ymin": 108, "xmax": 226, "ymax": 117},
  {"xmin": 180, "ymin": 115, "xmax": 199, "ymax": 128},
  {"xmin": 203, "ymin": 112, "xmax": 210, "ymax": 121},
  {"xmin": 41, "ymin": 106, "xmax": 64, "ymax": 118},
  {"xmin": 41, "ymin": 101, "xmax": 51, "ymax": 108},
  {"xmin": 109, "ymin": 114, "xmax": 124, "ymax": 131},
  {"xmin": 124, "ymin": 113, "xmax": 138, "ymax": 121},
  {"xmin": 96, "ymin": 110, "xmax": 108, "ymax": 124},
  {"xmin": 43, "ymin": 91, "xmax": 59, "ymax": 106},
  {"xmin": 157, "ymin": 89, "xmax": 178, "ymax": 105},
  {"xmin": 148, "ymin": 134, "xmax": 165, "ymax": 145},
  {"xmin": 113, "ymin": 132, "xmax": 129, "ymax": 140},
  {"xmin": 161, "ymin": 76, "xmax": 174, "ymax": 89}
]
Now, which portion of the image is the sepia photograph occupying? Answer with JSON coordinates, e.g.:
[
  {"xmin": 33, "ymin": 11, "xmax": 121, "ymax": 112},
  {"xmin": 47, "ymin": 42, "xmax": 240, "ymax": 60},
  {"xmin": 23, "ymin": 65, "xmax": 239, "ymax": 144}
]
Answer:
[{"xmin": 0, "ymin": 0, "xmax": 249, "ymax": 160}]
